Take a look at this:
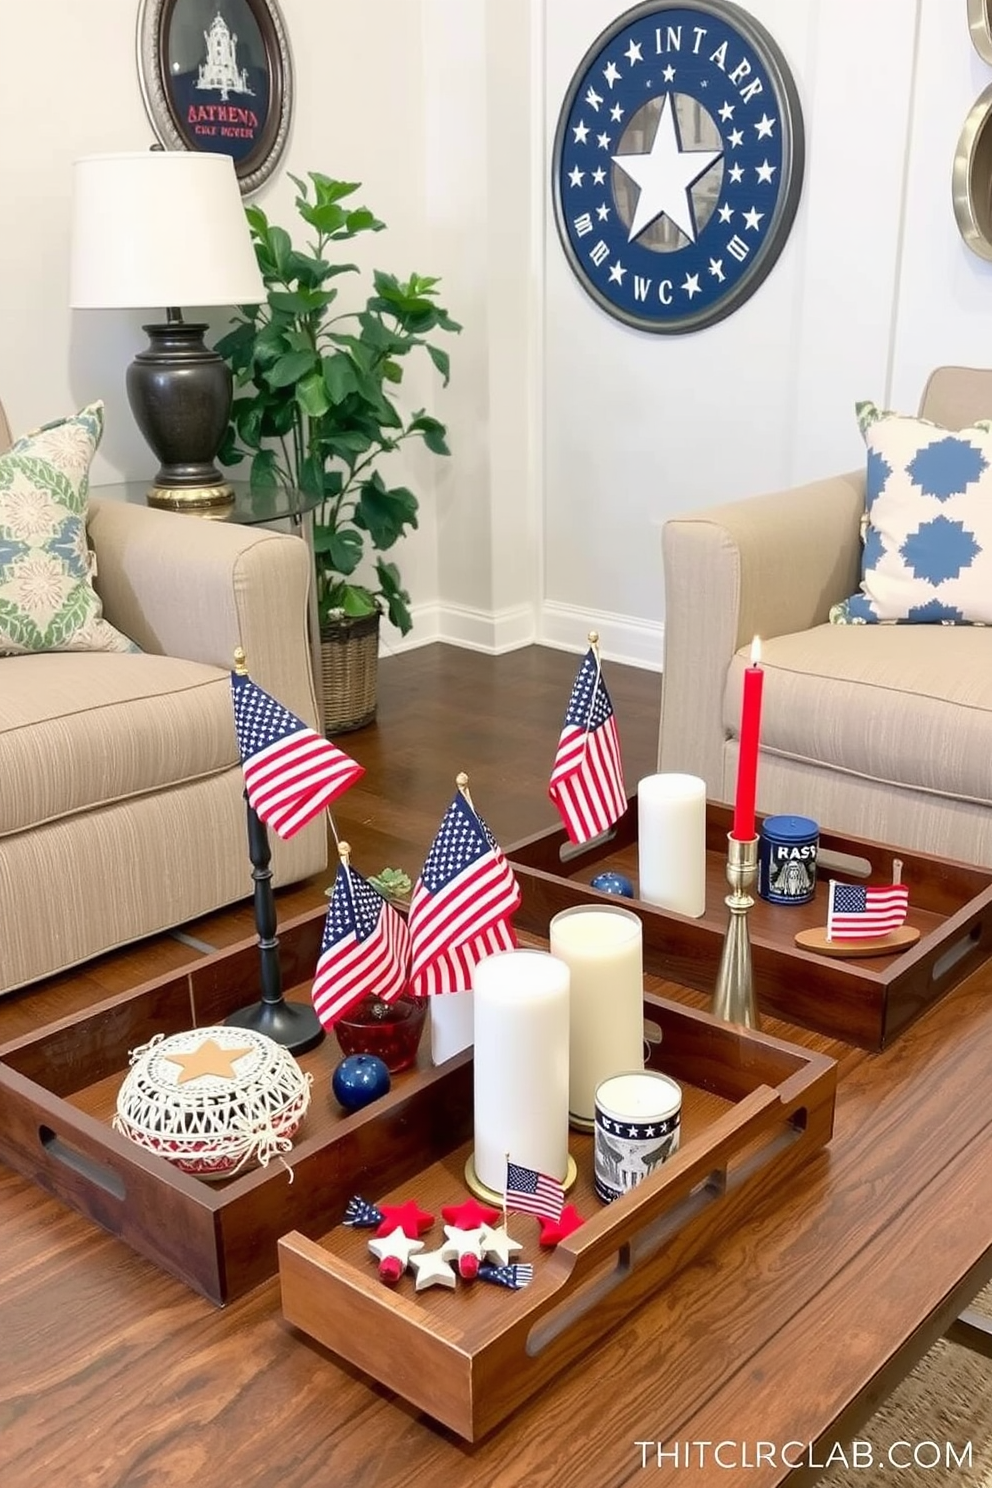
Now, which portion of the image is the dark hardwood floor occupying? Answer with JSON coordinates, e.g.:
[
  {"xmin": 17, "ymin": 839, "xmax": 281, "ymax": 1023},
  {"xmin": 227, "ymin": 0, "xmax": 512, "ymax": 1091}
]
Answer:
[{"xmin": 0, "ymin": 644, "xmax": 662, "ymax": 1488}]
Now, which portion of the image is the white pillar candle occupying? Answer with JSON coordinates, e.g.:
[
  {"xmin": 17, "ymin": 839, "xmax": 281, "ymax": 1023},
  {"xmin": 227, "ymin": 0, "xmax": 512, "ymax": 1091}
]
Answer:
[
  {"xmin": 549, "ymin": 905, "xmax": 644, "ymax": 1129},
  {"xmin": 637, "ymin": 772, "xmax": 707, "ymax": 917},
  {"xmin": 472, "ymin": 950, "xmax": 570, "ymax": 1196}
]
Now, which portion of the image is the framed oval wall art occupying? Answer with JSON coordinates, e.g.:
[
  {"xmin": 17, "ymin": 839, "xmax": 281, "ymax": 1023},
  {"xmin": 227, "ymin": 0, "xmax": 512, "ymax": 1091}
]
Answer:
[{"xmin": 137, "ymin": 0, "xmax": 293, "ymax": 196}]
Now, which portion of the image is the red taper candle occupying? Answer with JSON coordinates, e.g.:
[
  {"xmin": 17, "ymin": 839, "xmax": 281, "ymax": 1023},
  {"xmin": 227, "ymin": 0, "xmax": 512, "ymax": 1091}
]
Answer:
[{"xmin": 732, "ymin": 637, "xmax": 763, "ymax": 842}]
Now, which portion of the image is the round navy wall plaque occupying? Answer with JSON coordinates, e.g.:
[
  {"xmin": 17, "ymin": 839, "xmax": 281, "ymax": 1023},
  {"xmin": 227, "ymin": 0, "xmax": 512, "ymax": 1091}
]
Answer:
[{"xmin": 551, "ymin": 0, "xmax": 805, "ymax": 333}]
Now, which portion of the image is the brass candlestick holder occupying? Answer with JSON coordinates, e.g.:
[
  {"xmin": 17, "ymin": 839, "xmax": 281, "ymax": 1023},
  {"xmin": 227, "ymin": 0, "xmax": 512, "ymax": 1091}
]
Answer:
[{"xmin": 711, "ymin": 834, "xmax": 761, "ymax": 1029}]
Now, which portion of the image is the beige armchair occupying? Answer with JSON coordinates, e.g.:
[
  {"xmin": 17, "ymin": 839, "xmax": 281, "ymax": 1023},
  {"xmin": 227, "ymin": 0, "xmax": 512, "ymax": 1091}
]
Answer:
[
  {"xmin": 658, "ymin": 367, "xmax": 992, "ymax": 869},
  {"xmin": 0, "ymin": 400, "xmax": 326, "ymax": 995}
]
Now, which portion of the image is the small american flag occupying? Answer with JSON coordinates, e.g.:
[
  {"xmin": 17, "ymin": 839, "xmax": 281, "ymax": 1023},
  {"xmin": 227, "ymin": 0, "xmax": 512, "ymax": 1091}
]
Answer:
[
  {"xmin": 548, "ymin": 648, "xmax": 627, "ymax": 845},
  {"xmin": 231, "ymin": 671, "xmax": 363, "ymax": 839},
  {"xmin": 506, "ymin": 1160, "xmax": 565, "ymax": 1221},
  {"xmin": 407, "ymin": 792, "xmax": 521, "ymax": 998},
  {"xmin": 311, "ymin": 864, "xmax": 411, "ymax": 1027},
  {"xmin": 826, "ymin": 881, "xmax": 910, "ymax": 941}
]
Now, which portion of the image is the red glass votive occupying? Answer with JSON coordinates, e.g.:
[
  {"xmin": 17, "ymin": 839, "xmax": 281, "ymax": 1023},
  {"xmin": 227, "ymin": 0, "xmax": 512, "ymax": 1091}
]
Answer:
[{"xmin": 334, "ymin": 995, "xmax": 427, "ymax": 1072}]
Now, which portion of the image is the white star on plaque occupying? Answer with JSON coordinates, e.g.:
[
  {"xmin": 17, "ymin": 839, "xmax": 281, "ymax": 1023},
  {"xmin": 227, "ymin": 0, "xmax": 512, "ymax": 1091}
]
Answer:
[
  {"xmin": 612, "ymin": 93, "xmax": 722, "ymax": 243},
  {"xmin": 728, "ymin": 163, "xmax": 744, "ymax": 184},
  {"xmin": 608, "ymin": 261, "xmax": 626, "ymax": 284},
  {"xmin": 755, "ymin": 159, "xmax": 776, "ymax": 183},
  {"xmin": 682, "ymin": 273, "xmax": 701, "ymax": 299},
  {"xmin": 718, "ymin": 102, "xmax": 734, "ymax": 122},
  {"xmin": 727, "ymin": 129, "xmax": 744, "ymax": 149},
  {"xmin": 755, "ymin": 113, "xmax": 776, "ymax": 139},
  {"xmin": 569, "ymin": 166, "xmax": 585, "ymax": 188},
  {"xmin": 743, "ymin": 206, "xmax": 765, "ymax": 231},
  {"xmin": 661, "ymin": 64, "xmax": 676, "ymax": 82},
  {"xmin": 625, "ymin": 39, "xmax": 643, "ymax": 65},
  {"xmin": 603, "ymin": 60, "xmax": 621, "ymax": 88},
  {"xmin": 717, "ymin": 203, "xmax": 733, "ymax": 223},
  {"xmin": 573, "ymin": 121, "xmax": 589, "ymax": 144}
]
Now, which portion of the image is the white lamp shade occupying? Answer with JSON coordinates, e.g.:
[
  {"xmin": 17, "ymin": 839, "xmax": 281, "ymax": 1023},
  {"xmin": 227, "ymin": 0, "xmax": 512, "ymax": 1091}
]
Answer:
[{"xmin": 70, "ymin": 151, "xmax": 264, "ymax": 310}]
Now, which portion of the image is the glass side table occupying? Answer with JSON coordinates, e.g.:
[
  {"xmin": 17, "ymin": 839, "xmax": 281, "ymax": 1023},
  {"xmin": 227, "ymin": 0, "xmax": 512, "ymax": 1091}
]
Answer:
[{"xmin": 90, "ymin": 481, "xmax": 325, "ymax": 717}]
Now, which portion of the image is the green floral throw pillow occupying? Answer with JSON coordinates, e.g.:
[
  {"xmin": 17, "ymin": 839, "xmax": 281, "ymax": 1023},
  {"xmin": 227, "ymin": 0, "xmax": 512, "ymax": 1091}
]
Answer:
[{"xmin": 0, "ymin": 402, "xmax": 138, "ymax": 655}]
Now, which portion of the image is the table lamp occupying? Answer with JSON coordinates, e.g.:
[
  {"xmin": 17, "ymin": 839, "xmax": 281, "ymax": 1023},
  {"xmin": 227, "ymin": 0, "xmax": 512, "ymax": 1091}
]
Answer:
[{"xmin": 70, "ymin": 149, "xmax": 264, "ymax": 510}]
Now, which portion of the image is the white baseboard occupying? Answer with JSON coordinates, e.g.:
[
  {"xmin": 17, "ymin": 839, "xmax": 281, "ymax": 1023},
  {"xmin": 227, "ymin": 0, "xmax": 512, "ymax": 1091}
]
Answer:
[
  {"xmin": 380, "ymin": 600, "xmax": 664, "ymax": 672},
  {"xmin": 539, "ymin": 601, "xmax": 664, "ymax": 672}
]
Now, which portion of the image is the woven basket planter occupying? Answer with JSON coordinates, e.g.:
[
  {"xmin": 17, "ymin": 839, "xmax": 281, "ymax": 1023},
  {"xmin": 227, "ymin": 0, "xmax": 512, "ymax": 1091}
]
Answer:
[{"xmin": 320, "ymin": 610, "xmax": 380, "ymax": 734}]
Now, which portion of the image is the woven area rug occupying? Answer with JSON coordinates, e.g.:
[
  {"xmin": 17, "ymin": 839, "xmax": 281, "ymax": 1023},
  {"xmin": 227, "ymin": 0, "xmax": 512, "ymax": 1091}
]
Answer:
[{"xmin": 816, "ymin": 1284, "xmax": 992, "ymax": 1487}]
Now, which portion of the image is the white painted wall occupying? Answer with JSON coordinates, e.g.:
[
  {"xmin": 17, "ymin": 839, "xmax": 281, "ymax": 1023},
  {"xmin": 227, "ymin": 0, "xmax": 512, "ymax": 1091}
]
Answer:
[{"xmin": 2, "ymin": 0, "xmax": 991, "ymax": 670}]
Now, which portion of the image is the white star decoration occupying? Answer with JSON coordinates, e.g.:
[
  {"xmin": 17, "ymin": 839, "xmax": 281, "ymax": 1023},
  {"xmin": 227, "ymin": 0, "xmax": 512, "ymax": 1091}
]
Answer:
[
  {"xmin": 480, "ymin": 1224, "xmax": 523, "ymax": 1266},
  {"xmin": 592, "ymin": 166, "xmax": 606, "ymax": 185},
  {"xmin": 612, "ymin": 93, "xmax": 722, "ymax": 243},
  {"xmin": 596, "ymin": 202, "xmax": 610, "ymax": 221},
  {"xmin": 603, "ymin": 60, "xmax": 621, "ymax": 88},
  {"xmin": 682, "ymin": 273, "xmax": 701, "ymax": 299},
  {"xmin": 573, "ymin": 121, "xmax": 589, "ymax": 144},
  {"xmin": 597, "ymin": 132, "xmax": 611, "ymax": 150},
  {"xmin": 755, "ymin": 159, "xmax": 776, "ymax": 183},
  {"xmin": 727, "ymin": 129, "xmax": 744, "ymax": 149},
  {"xmin": 569, "ymin": 166, "xmax": 584, "ymax": 188},
  {"xmin": 755, "ymin": 114, "xmax": 776, "ymax": 139},
  {"xmin": 409, "ymin": 1248, "xmax": 457, "ymax": 1291},
  {"xmin": 367, "ymin": 1228, "xmax": 424, "ymax": 1271},
  {"xmin": 610, "ymin": 103, "xmax": 624, "ymax": 122},
  {"xmin": 718, "ymin": 102, "xmax": 735, "ymax": 122},
  {"xmin": 718, "ymin": 203, "xmax": 733, "ymax": 223},
  {"xmin": 728, "ymin": 163, "xmax": 744, "ymax": 184},
  {"xmin": 662, "ymin": 64, "xmax": 676, "ymax": 82},
  {"xmin": 625, "ymin": 39, "xmax": 643, "ymax": 65},
  {"xmin": 608, "ymin": 261, "xmax": 626, "ymax": 284},
  {"xmin": 439, "ymin": 1225, "xmax": 487, "ymax": 1265},
  {"xmin": 743, "ymin": 206, "xmax": 765, "ymax": 231}
]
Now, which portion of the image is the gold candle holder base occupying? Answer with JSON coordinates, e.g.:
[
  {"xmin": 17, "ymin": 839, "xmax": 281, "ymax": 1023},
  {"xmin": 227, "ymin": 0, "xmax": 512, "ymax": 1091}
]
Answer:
[{"xmin": 711, "ymin": 833, "xmax": 760, "ymax": 1029}]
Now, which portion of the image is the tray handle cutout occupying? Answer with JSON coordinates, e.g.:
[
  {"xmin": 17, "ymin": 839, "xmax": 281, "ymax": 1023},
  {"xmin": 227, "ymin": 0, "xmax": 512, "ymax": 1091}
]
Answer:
[
  {"xmin": 932, "ymin": 924, "xmax": 983, "ymax": 982},
  {"xmin": 39, "ymin": 1125, "xmax": 127, "ymax": 1203},
  {"xmin": 525, "ymin": 1096, "xmax": 805, "ymax": 1359}
]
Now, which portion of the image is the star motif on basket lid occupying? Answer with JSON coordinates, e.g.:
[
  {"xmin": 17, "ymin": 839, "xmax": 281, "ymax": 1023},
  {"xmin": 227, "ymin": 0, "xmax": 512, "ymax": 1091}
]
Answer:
[{"xmin": 163, "ymin": 1037, "xmax": 255, "ymax": 1085}]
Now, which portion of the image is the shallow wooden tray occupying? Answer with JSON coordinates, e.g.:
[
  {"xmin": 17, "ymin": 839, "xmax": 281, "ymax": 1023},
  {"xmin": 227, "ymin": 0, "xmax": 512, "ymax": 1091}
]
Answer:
[
  {"xmin": 507, "ymin": 800, "xmax": 992, "ymax": 1050},
  {"xmin": 278, "ymin": 991, "xmax": 836, "ymax": 1440},
  {"xmin": 0, "ymin": 906, "xmax": 440, "ymax": 1306}
]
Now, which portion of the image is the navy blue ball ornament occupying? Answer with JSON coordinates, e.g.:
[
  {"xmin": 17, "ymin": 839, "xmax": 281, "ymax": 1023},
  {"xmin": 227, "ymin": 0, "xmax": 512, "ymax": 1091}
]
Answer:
[
  {"xmin": 332, "ymin": 1053, "xmax": 391, "ymax": 1111},
  {"xmin": 590, "ymin": 871, "xmax": 634, "ymax": 898}
]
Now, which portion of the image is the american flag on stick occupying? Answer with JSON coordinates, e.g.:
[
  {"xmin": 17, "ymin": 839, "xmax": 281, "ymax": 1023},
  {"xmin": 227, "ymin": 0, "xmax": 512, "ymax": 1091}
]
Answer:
[
  {"xmin": 548, "ymin": 641, "xmax": 627, "ymax": 845},
  {"xmin": 407, "ymin": 782, "xmax": 521, "ymax": 998},
  {"xmin": 311, "ymin": 851, "xmax": 411, "ymax": 1028},
  {"xmin": 231, "ymin": 665, "xmax": 364, "ymax": 839},
  {"xmin": 505, "ymin": 1159, "xmax": 565, "ymax": 1221},
  {"xmin": 826, "ymin": 880, "xmax": 910, "ymax": 941}
]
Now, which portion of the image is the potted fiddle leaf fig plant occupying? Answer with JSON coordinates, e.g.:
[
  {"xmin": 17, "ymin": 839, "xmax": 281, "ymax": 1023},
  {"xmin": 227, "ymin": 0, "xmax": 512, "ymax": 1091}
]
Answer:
[{"xmin": 215, "ymin": 171, "xmax": 460, "ymax": 731}]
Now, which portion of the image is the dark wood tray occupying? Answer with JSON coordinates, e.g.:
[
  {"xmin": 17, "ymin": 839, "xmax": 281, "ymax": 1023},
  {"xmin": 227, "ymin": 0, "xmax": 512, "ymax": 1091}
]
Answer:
[
  {"xmin": 278, "ymin": 988, "xmax": 835, "ymax": 1440},
  {"xmin": 0, "ymin": 906, "xmax": 447, "ymax": 1307},
  {"xmin": 507, "ymin": 799, "xmax": 992, "ymax": 1050}
]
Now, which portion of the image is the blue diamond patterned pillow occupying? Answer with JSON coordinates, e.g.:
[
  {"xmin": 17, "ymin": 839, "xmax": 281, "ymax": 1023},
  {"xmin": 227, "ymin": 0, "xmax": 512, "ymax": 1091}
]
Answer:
[{"xmin": 831, "ymin": 402, "xmax": 992, "ymax": 625}]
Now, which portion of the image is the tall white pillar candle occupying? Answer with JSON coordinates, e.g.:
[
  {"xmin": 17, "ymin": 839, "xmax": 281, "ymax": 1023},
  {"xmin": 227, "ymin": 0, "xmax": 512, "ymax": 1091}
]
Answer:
[
  {"xmin": 472, "ymin": 950, "xmax": 570, "ymax": 1197},
  {"xmin": 637, "ymin": 773, "xmax": 707, "ymax": 917},
  {"xmin": 549, "ymin": 905, "xmax": 645, "ymax": 1129}
]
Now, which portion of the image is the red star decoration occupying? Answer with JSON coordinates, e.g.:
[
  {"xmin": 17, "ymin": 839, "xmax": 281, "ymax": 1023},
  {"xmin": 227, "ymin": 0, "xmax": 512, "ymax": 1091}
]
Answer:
[
  {"xmin": 441, "ymin": 1197, "xmax": 501, "ymax": 1230},
  {"xmin": 538, "ymin": 1204, "xmax": 586, "ymax": 1247},
  {"xmin": 375, "ymin": 1200, "xmax": 435, "ymax": 1238}
]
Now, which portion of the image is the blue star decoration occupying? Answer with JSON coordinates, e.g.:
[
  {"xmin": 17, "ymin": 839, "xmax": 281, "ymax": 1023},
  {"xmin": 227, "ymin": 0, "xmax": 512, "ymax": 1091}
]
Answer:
[
  {"xmin": 907, "ymin": 437, "xmax": 988, "ymax": 501},
  {"xmin": 552, "ymin": 3, "xmax": 803, "ymax": 332}
]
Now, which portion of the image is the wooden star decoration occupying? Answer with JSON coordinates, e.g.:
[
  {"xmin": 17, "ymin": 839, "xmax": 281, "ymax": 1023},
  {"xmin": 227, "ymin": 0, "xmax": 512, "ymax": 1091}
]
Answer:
[
  {"xmin": 409, "ymin": 1248, "xmax": 457, "ymax": 1292},
  {"xmin": 439, "ymin": 1224, "xmax": 487, "ymax": 1280},
  {"xmin": 368, "ymin": 1227, "xmax": 425, "ymax": 1284},
  {"xmin": 376, "ymin": 1200, "xmax": 435, "ymax": 1238},
  {"xmin": 538, "ymin": 1204, "xmax": 586, "ymax": 1247},
  {"xmin": 479, "ymin": 1224, "xmax": 523, "ymax": 1266},
  {"xmin": 441, "ymin": 1197, "xmax": 502, "ymax": 1230},
  {"xmin": 163, "ymin": 1037, "xmax": 255, "ymax": 1085}
]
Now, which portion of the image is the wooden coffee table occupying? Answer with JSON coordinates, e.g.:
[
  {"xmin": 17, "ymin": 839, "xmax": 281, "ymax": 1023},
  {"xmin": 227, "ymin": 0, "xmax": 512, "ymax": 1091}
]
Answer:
[{"xmin": 2, "ymin": 947, "xmax": 992, "ymax": 1485}]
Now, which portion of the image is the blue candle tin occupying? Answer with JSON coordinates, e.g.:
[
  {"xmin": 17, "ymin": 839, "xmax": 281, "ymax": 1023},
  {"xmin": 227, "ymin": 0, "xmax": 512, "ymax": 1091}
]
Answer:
[{"xmin": 758, "ymin": 815, "xmax": 819, "ymax": 905}]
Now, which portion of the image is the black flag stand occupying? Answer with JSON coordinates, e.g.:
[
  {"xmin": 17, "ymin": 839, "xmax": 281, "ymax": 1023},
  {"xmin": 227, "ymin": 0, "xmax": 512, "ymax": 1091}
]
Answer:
[{"xmin": 225, "ymin": 794, "xmax": 325, "ymax": 1054}]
